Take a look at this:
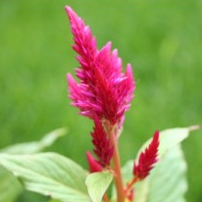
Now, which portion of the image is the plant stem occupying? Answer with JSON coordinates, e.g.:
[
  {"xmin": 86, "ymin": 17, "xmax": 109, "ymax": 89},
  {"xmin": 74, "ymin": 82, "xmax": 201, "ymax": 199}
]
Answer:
[
  {"xmin": 103, "ymin": 193, "xmax": 111, "ymax": 202},
  {"xmin": 125, "ymin": 176, "xmax": 138, "ymax": 194},
  {"xmin": 109, "ymin": 127, "xmax": 125, "ymax": 202}
]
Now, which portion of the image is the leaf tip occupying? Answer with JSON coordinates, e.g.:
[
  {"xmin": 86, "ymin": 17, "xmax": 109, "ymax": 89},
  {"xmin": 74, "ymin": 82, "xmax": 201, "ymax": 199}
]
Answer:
[{"xmin": 188, "ymin": 125, "xmax": 200, "ymax": 131}]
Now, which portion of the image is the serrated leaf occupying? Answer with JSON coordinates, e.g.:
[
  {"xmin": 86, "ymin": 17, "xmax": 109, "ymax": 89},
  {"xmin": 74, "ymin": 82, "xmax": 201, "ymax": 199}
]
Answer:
[
  {"xmin": 85, "ymin": 171, "xmax": 113, "ymax": 202},
  {"xmin": 0, "ymin": 165, "xmax": 22, "ymax": 202},
  {"xmin": 0, "ymin": 128, "xmax": 67, "ymax": 154},
  {"xmin": 0, "ymin": 152, "xmax": 91, "ymax": 202}
]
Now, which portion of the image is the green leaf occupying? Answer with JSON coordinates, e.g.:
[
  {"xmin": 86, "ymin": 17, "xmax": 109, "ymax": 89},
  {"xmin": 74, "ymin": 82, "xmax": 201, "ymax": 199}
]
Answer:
[
  {"xmin": 85, "ymin": 171, "xmax": 113, "ymax": 202},
  {"xmin": 134, "ymin": 179, "xmax": 150, "ymax": 202},
  {"xmin": 158, "ymin": 127, "xmax": 190, "ymax": 157},
  {"xmin": 117, "ymin": 126, "xmax": 198, "ymax": 202},
  {"xmin": 0, "ymin": 152, "xmax": 91, "ymax": 202},
  {"xmin": 0, "ymin": 128, "xmax": 67, "ymax": 202},
  {"xmin": 0, "ymin": 128, "xmax": 67, "ymax": 154},
  {"xmin": 0, "ymin": 165, "xmax": 22, "ymax": 202},
  {"xmin": 147, "ymin": 145, "xmax": 187, "ymax": 202}
]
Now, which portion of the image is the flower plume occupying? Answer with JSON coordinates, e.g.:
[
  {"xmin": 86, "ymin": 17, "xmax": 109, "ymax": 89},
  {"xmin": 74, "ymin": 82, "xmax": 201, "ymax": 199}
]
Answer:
[
  {"xmin": 91, "ymin": 116, "xmax": 114, "ymax": 167},
  {"xmin": 133, "ymin": 131, "xmax": 160, "ymax": 180},
  {"xmin": 65, "ymin": 6, "xmax": 135, "ymax": 125}
]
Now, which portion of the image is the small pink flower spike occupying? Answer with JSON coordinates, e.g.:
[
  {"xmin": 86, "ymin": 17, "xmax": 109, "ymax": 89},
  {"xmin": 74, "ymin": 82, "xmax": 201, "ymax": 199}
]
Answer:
[
  {"xmin": 65, "ymin": 6, "xmax": 135, "ymax": 125},
  {"xmin": 127, "ymin": 189, "xmax": 135, "ymax": 202},
  {"xmin": 86, "ymin": 151, "xmax": 102, "ymax": 173},
  {"xmin": 91, "ymin": 116, "xmax": 114, "ymax": 167},
  {"xmin": 133, "ymin": 131, "xmax": 160, "ymax": 180}
]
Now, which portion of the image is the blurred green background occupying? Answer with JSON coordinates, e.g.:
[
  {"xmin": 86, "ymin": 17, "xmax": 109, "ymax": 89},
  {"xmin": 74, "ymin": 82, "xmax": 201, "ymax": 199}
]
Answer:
[{"xmin": 0, "ymin": 0, "xmax": 201, "ymax": 201}]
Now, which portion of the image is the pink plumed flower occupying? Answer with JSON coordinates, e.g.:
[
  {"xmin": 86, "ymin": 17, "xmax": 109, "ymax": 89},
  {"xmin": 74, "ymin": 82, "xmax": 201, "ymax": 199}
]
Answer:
[
  {"xmin": 86, "ymin": 151, "xmax": 102, "ymax": 173},
  {"xmin": 91, "ymin": 116, "xmax": 114, "ymax": 167},
  {"xmin": 65, "ymin": 6, "xmax": 135, "ymax": 125},
  {"xmin": 133, "ymin": 131, "xmax": 160, "ymax": 180}
]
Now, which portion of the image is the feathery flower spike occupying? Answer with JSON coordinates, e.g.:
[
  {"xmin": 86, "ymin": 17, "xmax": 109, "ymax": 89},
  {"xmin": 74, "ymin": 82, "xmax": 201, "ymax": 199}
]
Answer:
[
  {"xmin": 86, "ymin": 151, "xmax": 102, "ymax": 173},
  {"xmin": 65, "ymin": 6, "xmax": 135, "ymax": 125},
  {"xmin": 133, "ymin": 131, "xmax": 160, "ymax": 180},
  {"xmin": 91, "ymin": 116, "xmax": 114, "ymax": 167}
]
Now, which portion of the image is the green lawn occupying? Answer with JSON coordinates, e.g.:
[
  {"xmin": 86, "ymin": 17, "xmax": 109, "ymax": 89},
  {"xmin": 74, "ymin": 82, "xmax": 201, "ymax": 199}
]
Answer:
[{"xmin": 0, "ymin": 0, "xmax": 202, "ymax": 201}]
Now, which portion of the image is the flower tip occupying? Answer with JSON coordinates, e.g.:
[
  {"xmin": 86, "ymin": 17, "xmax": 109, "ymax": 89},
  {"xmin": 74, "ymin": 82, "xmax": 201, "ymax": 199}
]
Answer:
[
  {"xmin": 86, "ymin": 151, "xmax": 102, "ymax": 173},
  {"xmin": 154, "ymin": 130, "xmax": 160, "ymax": 140},
  {"xmin": 100, "ymin": 41, "xmax": 112, "ymax": 53},
  {"xmin": 126, "ymin": 63, "xmax": 132, "ymax": 70},
  {"xmin": 67, "ymin": 73, "xmax": 73, "ymax": 83},
  {"xmin": 106, "ymin": 41, "xmax": 112, "ymax": 48},
  {"xmin": 64, "ymin": 5, "xmax": 72, "ymax": 13},
  {"xmin": 65, "ymin": 6, "xmax": 77, "ymax": 21},
  {"xmin": 126, "ymin": 63, "xmax": 133, "ymax": 76}
]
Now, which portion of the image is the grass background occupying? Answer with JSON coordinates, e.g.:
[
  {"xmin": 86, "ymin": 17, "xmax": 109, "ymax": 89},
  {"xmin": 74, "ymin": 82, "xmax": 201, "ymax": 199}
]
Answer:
[{"xmin": 0, "ymin": 0, "xmax": 201, "ymax": 201}]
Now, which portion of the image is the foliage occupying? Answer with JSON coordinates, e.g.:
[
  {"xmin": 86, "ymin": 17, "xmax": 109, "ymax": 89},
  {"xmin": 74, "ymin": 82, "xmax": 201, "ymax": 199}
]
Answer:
[
  {"xmin": 0, "ymin": 128, "xmax": 66, "ymax": 202},
  {"xmin": 0, "ymin": 1, "xmax": 201, "ymax": 202},
  {"xmin": 0, "ymin": 126, "xmax": 197, "ymax": 202}
]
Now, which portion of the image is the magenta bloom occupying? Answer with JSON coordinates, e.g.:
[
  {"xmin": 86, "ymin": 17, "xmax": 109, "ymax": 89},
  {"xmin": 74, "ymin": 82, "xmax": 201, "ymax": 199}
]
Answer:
[
  {"xmin": 65, "ymin": 6, "xmax": 135, "ymax": 125},
  {"xmin": 133, "ymin": 131, "xmax": 160, "ymax": 180},
  {"xmin": 91, "ymin": 116, "xmax": 114, "ymax": 167}
]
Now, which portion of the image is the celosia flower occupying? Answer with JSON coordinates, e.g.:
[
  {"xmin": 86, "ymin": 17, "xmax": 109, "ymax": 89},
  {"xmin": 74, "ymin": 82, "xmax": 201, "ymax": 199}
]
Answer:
[
  {"xmin": 65, "ymin": 6, "xmax": 135, "ymax": 125},
  {"xmin": 91, "ymin": 116, "xmax": 114, "ymax": 167},
  {"xmin": 133, "ymin": 131, "xmax": 160, "ymax": 180},
  {"xmin": 86, "ymin": 151, "xmax": 102, "ymax": 173}
]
